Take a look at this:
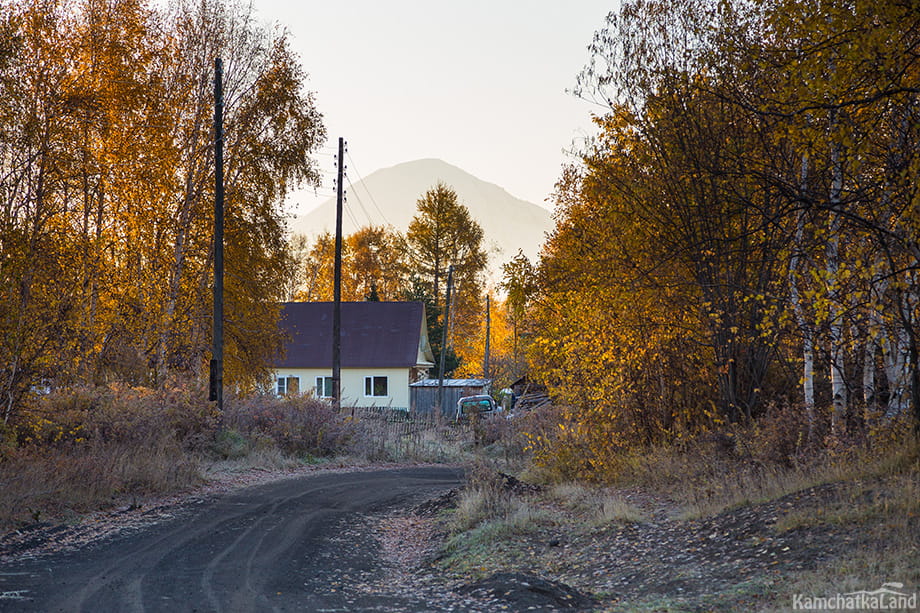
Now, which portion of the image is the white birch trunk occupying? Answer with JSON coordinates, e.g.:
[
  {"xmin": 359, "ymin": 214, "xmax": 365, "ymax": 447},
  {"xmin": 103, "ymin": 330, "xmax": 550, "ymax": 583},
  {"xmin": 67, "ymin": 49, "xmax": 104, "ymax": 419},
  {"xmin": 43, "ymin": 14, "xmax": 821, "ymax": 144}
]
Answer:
[
  {"xmin": 828, "ymin": 137, "xmax": 847, "ymax": 432},
  {"xmin": 790, "ymin": 154, "xmax": 815, "ymax": 432},
  {"xmin": 863, "ymin": 338, "xmax": 876, "ymax": 408}
]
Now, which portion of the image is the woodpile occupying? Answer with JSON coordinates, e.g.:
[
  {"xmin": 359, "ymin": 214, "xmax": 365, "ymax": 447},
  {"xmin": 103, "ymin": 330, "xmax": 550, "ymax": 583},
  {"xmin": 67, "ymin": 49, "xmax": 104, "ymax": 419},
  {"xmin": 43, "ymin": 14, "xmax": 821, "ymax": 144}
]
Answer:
[{"xmin": 513, "ymin": 389, "xmax": 552, "ymax": 413}]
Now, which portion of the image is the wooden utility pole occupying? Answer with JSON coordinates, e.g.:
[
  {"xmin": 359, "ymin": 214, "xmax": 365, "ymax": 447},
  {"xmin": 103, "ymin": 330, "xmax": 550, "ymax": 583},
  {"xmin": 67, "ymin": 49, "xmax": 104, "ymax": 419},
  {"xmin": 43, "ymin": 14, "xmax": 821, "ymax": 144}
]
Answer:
[
  {"xmin": 484, "ymin": 294, "xmax": 491, "ymax": 379},
  {"xmin": 437, "ymin": 265, "xmax": 454, "ymax": 414},
  {"xmin": 209, "ymin": 57, "xmax": 225, "ymax": 411},
  {"xmin": 332, "ymin": 137, "xmax": 345, "ymax": 411}
]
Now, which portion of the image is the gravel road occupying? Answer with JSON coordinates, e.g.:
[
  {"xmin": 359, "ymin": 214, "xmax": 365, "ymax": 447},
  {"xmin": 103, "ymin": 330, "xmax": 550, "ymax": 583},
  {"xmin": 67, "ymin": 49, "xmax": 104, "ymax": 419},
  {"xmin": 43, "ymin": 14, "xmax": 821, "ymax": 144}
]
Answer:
[{"xmin": 0, "ymin": 466, "xmax": 462, "ymax": 612}]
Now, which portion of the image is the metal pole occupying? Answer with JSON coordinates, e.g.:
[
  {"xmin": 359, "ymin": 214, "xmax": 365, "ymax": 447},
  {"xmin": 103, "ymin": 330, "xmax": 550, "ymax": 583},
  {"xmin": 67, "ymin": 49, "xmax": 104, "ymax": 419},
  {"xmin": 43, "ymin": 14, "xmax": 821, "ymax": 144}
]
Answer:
[{"xmin": 209, "ymin": 57, "xmax": 224, "ymax": 412}]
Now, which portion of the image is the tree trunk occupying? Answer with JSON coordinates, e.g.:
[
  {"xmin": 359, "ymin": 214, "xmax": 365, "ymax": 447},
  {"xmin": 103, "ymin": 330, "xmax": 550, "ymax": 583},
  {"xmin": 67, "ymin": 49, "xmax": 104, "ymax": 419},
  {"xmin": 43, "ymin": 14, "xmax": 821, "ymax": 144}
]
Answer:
[
  {"xmin": 790, "ymin": 154, "xmax": 816, "ymax": 434},
  {"xmin": 828, "ymin": 135, "xmax": 847, "ymax": 434}
]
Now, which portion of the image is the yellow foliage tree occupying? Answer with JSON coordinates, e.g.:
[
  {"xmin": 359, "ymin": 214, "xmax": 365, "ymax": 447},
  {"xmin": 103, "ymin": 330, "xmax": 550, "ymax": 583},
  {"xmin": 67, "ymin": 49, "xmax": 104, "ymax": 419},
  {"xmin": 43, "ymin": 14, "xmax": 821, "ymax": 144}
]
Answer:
[{"xmin": 0, "ymin": 0, "xmax": 326, "ymax": 419}]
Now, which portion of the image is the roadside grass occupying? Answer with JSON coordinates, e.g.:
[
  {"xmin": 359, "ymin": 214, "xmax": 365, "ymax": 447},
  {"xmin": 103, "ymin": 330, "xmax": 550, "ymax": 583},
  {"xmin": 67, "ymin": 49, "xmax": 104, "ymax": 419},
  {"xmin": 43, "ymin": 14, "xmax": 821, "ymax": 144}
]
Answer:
[
  {"xmin": 761, "ymin": 463, "xmax": 920, "ymax": 613},
  {"xmin": 438, "ymin": 461, "xmax": 559, "ymax": 578},
  {"xmin": 435, "ymin": 409, "xmax": 920, "ymax": 611},
  {"xmin": 600, "ymin": 576, "xmax": 781, "ymax": 613},
  {"xmin": 0, "ymin": 438, "xmax": 201, "ymax": 526},
  {"xmin": 769, "ymin": 535, "xmax": 920, "ymax": 613},
  {"xmin": 0, "ymin": 384, "xmax": 476, "ymax": 532},
  {"xmin": 579, "ymin": 410, "xmax": 920, "ymax": 523},
  {"xmin": 547, "ymin": 483, "xmax": 647, "ymax": 526}
]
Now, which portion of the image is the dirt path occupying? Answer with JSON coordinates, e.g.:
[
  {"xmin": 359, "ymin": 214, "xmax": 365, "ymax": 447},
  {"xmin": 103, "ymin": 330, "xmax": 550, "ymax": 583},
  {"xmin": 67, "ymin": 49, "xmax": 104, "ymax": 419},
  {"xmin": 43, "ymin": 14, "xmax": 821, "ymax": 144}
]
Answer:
[{"xmin": 0, "ymin": 467, "xmax": 462, "ymax": 612}]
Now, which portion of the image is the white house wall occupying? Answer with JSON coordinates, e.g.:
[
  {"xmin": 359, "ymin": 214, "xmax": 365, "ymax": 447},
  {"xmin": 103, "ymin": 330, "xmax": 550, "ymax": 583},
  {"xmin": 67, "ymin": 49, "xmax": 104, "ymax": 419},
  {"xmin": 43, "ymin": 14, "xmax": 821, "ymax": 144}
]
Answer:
[{"xmin": 272, "ymin": 367, "xmax": 411, "ymax": 409}]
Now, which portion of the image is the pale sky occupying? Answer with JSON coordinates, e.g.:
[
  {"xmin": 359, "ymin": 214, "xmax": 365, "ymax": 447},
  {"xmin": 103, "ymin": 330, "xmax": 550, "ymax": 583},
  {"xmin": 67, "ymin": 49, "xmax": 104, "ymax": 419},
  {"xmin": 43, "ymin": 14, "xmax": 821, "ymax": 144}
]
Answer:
[{"xmin": 250, "ymin": 1, "xmax": 615, "ymax": 214}]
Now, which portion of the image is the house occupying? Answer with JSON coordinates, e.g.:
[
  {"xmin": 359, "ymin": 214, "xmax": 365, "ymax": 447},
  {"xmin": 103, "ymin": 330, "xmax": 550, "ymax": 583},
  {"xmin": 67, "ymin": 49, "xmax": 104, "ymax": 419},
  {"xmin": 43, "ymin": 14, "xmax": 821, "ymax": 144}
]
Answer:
[
  {"xmin": 409, "ymin": 378, "xmax": 492, "ymax": 417},
  {"xmin": 272, "ymin": 301, "xmax": 435, "ymax": 410}
]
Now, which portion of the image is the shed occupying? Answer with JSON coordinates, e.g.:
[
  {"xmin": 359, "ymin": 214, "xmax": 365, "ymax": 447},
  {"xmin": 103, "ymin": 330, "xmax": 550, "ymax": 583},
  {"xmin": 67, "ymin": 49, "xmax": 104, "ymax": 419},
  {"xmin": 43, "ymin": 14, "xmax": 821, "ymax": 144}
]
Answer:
[{"xmin": 409, "ymin": 378, "xmax": 492, "ymax": 416}]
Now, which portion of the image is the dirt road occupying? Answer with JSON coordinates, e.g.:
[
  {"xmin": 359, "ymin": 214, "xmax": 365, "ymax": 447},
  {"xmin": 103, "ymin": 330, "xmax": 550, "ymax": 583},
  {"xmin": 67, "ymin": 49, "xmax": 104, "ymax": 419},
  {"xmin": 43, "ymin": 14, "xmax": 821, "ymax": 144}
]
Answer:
[{"xmin": 0, "ymin": 466, "xmax": 462, "ymax": 612}]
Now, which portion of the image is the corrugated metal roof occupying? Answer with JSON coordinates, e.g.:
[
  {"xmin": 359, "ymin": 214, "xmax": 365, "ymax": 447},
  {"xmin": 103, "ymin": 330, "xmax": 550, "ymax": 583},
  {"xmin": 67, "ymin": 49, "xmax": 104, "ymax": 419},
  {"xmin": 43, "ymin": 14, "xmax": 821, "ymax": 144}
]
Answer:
[
  {"xmin": 275, "ymin": 302, "xmax": 432, "ymax": 369},
  {"xmin": 410, "ymin": 378, "xmax": 492, "ymax": 388}
]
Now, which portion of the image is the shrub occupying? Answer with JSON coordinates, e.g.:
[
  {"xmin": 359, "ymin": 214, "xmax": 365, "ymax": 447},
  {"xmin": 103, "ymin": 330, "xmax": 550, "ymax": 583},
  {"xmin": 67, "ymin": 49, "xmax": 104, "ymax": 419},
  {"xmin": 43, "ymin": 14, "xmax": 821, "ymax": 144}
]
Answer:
[
  {"xmin": 211, "ymin": 429, "xmax": 252, "ymax": 460},
  {"xmin": 222, "ymin": 394, "xmax": 361, "ymax": 458},
  {"xmin": 10, "ymin": 382, "xmax": 219, "ymax": 453}
]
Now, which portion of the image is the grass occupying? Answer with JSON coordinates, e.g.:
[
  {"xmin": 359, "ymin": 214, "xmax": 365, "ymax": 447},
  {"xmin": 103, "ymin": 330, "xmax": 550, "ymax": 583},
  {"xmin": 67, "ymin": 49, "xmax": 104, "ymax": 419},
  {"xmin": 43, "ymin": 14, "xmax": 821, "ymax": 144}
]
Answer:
[
  {"xmin": 0, "ymin": 384, "xmax": 479, "ymax": 532},
  {"xmin": 441, "ymin": 497, "xmax": 558, "ymax": 578},
  {"xmin": 0, "ymin": 438, "xmax": 201, "ymax": 526},
  {"xmin": 602, "ymin": 576, "xmax": 782, "ymax": 613},
  {"xmin": 435, "ymin": 419, "xmax": 920, "ymax": 612},
  {"xmin": 547, "ymin": 483, "xmax": 647, "ymax": 526},
  {"xmin": 772, "ymin": 541, "xmax": 920, "ymax": 613}
]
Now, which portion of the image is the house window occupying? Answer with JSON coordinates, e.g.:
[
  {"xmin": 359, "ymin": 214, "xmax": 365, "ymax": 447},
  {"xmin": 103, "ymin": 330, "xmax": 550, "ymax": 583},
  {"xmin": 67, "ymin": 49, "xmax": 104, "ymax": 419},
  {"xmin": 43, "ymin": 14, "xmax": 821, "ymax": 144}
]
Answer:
[
  {"xmin": 276, "ymin": 376, "xmax": 300, "ymax": 396},
  {"xmin": 364, "ymin": 376, "xmax": 388, "ymax": 397},
  {"xmin": 315, "ymin": 376, "xmax": 333, "ymax": 398}
]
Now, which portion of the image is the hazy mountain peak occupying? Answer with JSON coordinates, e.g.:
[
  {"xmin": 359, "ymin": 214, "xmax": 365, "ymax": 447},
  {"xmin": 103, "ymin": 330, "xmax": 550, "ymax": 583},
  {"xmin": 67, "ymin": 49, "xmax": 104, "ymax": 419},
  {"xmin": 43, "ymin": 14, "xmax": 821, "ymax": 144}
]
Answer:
[{"xmin": 290, "ymin": 158, "xmax": 553, "ymax": 273}]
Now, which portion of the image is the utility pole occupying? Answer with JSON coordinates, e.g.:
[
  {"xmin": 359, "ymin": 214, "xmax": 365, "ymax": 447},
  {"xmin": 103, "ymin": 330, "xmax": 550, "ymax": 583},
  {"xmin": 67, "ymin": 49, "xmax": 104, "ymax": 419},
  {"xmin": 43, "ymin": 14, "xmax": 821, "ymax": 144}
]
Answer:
[
  {"xmin": 484, "ymin": 294, "xmax": 491, "ymax": 380},
  {"xmin": 332, "ymin": 137, "xmax": 345, "ymax": 412},
  {"xmin": 437, "ymin": 265, "xmax": 454, "ymax": 414},
  {"xmin": 209, "ymin": 57, "xmax": 224, "ymax": 412}
]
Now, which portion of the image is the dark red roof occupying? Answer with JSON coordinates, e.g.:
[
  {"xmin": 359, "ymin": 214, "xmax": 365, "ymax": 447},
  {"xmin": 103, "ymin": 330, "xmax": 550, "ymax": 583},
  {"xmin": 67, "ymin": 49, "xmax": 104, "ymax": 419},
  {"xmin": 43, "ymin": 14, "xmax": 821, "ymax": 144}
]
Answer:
[{"xmin": 275, "ymin": 301, "xmax": 431, "ymax": 369}]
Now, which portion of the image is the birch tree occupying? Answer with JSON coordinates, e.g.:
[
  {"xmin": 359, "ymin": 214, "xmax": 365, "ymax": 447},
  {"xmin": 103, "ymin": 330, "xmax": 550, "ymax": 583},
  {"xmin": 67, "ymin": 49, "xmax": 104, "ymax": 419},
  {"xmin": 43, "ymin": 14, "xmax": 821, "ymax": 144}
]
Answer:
[{"xmin": 0, "ymin": 0, "xmax": 326, "ymax": 420}]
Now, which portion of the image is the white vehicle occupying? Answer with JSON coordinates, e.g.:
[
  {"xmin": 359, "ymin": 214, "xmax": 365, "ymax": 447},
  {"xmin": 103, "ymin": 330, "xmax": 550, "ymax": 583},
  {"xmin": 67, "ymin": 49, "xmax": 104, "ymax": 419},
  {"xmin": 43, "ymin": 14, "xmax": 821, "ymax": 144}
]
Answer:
[{"xmin": 455, "ymin": 395, "xmax": 500, "ymax": 423}]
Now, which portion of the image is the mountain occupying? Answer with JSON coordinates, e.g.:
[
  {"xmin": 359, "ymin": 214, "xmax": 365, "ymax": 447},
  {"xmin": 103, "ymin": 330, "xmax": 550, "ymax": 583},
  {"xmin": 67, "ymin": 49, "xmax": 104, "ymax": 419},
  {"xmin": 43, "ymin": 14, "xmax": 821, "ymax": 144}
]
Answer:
[{"xmin": 289, "ymin": 159, "xmax": 554, "ymax": 275}]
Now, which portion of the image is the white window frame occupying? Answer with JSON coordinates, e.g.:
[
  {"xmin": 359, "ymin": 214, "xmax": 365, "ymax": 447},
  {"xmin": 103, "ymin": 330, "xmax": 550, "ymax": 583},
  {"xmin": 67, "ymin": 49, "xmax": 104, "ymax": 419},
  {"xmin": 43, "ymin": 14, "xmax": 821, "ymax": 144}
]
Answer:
[
  {"xmin": 276, "ymin": 375, "xmax": 300, "ymax": 396},
  {"xmin": 364, "ymin": 375, "xmax": 388, "ymax": 398},
  {"xmin": 315, "ymin": 376, "xmax": 334, "ymax": 398}
]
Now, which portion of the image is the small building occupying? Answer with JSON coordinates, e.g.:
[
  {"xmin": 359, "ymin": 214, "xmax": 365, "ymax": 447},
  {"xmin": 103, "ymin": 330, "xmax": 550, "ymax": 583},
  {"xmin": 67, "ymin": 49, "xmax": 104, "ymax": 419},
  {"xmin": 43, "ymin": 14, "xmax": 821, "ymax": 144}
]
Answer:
[
  {"xmin": 273, "ymin": 301, "xmax": 435, "ymax": 410},
  {"xmin": 409, "ymin": 378, "xmax": 492, "ymax": 417}
]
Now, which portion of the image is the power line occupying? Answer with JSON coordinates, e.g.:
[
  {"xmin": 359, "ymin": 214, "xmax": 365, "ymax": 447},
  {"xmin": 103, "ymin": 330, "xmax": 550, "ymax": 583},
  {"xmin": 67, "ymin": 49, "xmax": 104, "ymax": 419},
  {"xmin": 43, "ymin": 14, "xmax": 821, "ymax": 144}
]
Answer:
[
  {"xmin": 346, "ymin": 152, "xmax": 392, "ymax": 228},
  {"xmin": 343, "ymin": 193, "xmax": 360, "ymax": 228},
  {"xmin": 346, "ymin": 174, "xmax": 375, "ymax": 228}
]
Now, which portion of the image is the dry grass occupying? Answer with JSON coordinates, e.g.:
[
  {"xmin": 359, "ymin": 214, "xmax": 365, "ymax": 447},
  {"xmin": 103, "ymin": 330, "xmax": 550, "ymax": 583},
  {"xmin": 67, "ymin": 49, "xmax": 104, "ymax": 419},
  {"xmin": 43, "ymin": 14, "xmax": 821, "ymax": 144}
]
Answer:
[
  {"xmin": 0, "ymin": 386, "xmax": 478, "ymax": 531},
  {"xmin": 439, "ymin": 461, "xmax": 559, "ymax": 577},
  {"xmin": 757, "ymin": 496, "xmax": 920, "ymax": 613},
  {"xmin": 578, "ymin": 413, "xmax": 920, "ymax": 523},
  {"xmin": 596, "ymin": 493, "xmax": 646, "ymax": 525},
  {"xmin": 449, "ymin": 461, "xmax": 516, "ymax": 533},
  {"xmin": 773, "ymin": 472, "xmax": 920, "ymax": 533},
  {"xmin": 0, "ymin": 439, "xmax": 200, "ymax": 526},
  {"xmin": 548, "ymin": 483, "xmax": 646, "ymax": 525},
  {"xmin": 438, "ymin": 424, "xmax": 920, "ymax": 611}
]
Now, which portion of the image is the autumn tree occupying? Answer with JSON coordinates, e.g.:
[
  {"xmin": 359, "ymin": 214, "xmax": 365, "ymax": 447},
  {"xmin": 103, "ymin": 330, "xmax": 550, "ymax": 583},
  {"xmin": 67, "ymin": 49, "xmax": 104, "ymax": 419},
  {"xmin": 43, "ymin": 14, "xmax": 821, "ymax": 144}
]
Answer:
[
  {"xmin": 568, "ymin": 0, "xmax": 797, "ymax": 424},
  {"xmin": 725, "ymin": 0, "xmax": 920, "ymax": 430},
  {"xmin": 526, "ymin": 0, "xmax": 920, "ymax": 479},
  {"xmin": 451, "ymin": 292, "xmax": 519, "ymax": 387},
  {"xmin": 400, "ymin": 277, "xmax": 460, "ymax": 377},
  {"xmin": 406, "ymin": 183, "xmax": 487, "ymax": 303},
  {"xmin": 0, "ymin": 0, "xmax": 326, "ymax": 419},
  {"xmin": 406, "ymin": 183, "xmax": 488, "ymax": 373},
  {"xmin": 291, "ymin": 225, "xmax": 408, "ymax": 302},
  {"xmin": 0, "ymin": 0, "xmax": 82, "ymax": 421},
  {"xmin": 501, "ymin": 249, "xmax": 538, "ymax": 370}
]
